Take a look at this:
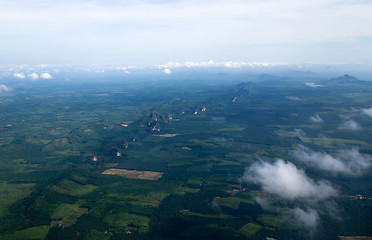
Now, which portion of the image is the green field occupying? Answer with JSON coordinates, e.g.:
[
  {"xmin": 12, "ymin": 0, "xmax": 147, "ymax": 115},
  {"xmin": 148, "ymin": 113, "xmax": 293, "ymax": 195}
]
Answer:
[{"xmin": 0, "ymin": 72, "xmax": 371, "ymax": 239}]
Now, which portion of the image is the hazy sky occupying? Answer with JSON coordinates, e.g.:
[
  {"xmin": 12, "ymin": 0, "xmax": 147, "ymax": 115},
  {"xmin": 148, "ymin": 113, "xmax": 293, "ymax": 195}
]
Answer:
[{"xmin": 1, "ymin": 0, "xmax": 371, "ymax": 65}]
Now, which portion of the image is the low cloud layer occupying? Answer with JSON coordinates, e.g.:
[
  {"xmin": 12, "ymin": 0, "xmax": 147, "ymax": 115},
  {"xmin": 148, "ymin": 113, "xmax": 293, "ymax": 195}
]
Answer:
[
  {"xmin": 310, "ymin": 114, "xmax": 323, "ymax": 123},
  {"xmin": 361, "ymin": 108, "xmax": 372, "ymax": 118},
  {"xmin": 243, "ymin": 159, "xmax": 337, "ymax": 201},
  {"xmin": 291, "ymin": 145, "xmax": 371, "ymax": 175}
]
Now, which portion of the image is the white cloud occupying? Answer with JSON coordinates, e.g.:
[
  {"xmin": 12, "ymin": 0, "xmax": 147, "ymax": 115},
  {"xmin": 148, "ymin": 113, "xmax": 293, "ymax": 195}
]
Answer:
[
  {"xmin": 0, "ymin": 84, "xmax": 11, "ymax": 92},
  {"xmin": 294, "ymin": 128, "xmax": 305, "ymax": 137},
  {"xmin": 292, "ymin": 207, "xmax": 319, "ymax": 230},
  {"xmin": 243, "ymin": 159, "xmax": 337, "ymax": 201},
  {"xmin": 361, "ymin": 108, "xmax": 372, "ymax": 118},
  {"xmin": 163, "ymin": 60, "xmax": 275, "ymax": 69},
  {"xmin": 27, "ymin": 72, "xmax": 39, "ymax": 80},
  {"xmin": 291, "ymin": 145, "xmax": 372, "ymax": 175},
  {"xmin": 341, "ymin": 118, "xmax": 361, "ymax": 130},
  {"xmin": 286, "ymin": 96, "xmax": 301, "ymax": 101},
  {"xmin": 163, "ymin": 68, "xmax": 171, "ymax": 74},
  {"xmin": 13, "ymin": 73, "xmax": 26, "ymax": 79},
  {"xmin": 305, "ymin": 82, "xmax": 324, "ymax": 88},
  {"xmin": 310, "ymin": 114, "xmax": 323, "ymax": 123},
  {"xmin": 40, "ymin": 72, "xmax": 52, "ymax": 79}
]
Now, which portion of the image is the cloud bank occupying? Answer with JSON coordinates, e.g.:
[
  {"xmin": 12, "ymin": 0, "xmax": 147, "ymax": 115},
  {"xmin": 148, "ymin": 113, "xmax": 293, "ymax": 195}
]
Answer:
[
  {"xmin": 157, "ymin": 61, "xmax": 275, "ymax": 69},
  {"xmin": 243, "ymin": 159, "xmax": 337, "ymax": 201},
  {"xmin": 310, "ymin": 114, "xmax": 323, "ymax": 123},
  {"xmin": 291, "ymin": 145, "xmax": 371, "ymax": 175}
]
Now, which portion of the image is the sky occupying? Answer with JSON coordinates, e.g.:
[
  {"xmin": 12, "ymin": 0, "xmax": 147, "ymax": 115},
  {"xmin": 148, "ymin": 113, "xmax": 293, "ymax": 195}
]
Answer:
[{"xmin": 1, "ymin": 0, "xmax": 372, "ymax": 66}]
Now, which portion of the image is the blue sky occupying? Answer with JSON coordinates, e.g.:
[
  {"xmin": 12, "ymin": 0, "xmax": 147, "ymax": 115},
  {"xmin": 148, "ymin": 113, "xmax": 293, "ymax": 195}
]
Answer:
[{"xmin": 1, "ymin": 0, "xmax": 371, "ymax": 65}]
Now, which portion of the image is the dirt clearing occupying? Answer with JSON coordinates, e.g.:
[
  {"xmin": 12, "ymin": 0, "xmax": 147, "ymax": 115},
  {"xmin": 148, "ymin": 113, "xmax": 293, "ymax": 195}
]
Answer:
[{"xmin": 102, "ymin": 169, "xmax": 163, "ymax": 180}]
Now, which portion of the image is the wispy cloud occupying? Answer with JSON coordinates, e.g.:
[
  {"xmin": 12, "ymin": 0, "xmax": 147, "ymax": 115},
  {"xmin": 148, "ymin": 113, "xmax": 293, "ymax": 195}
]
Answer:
[
  {"xmin": 291, "ymin": 207, "xmax": 319, "ymax": 230},
  {"xmin": 310, "ymin": 114, "xmax": 323, "ymax": 123},
  {"xmin": 0, "ymin": 84, "xmax": 11, "ymax": 92},
  {"xmin": 291, "ymin": 145, "xmax": 371, "ymax": 175},
  {"xmin": 305, "ymin": 82, "xmax": 324, "ymax": 88},
  {"xmin": 294, "ymin": 128, "xmax": 305, "ymax": 137},
  {"xmin": 286, "ymin": 96, "xmax": 301, "ymax": 101},
  {"xmin": 243, "ymin": 159, "xmax": 337, "ymax": 201},
  {"xmin": 341, "ymin": 118, "xmax": 361, "ymax": 130}
]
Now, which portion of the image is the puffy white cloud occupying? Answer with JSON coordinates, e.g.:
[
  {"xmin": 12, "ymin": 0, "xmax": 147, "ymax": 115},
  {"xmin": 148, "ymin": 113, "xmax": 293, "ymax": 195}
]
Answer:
[
  {"xmin": 0, "ymin": 84, "xmax": 11, "ymax": 92},
  {"xmin": 292, "ymin": 207, "xmax": 319, "ymax": 230},
  {"xmin": 286, "ymin": 96, "xmax": 301, "ymax": 101},
  {"xmin": 291, "ymin": 145, "xmax": 371, "ymax": 175},
  {"xmin": 13, "ymin": 73, "xmax": 26, "ymax": 79},
  {"xmin": 27, "ymin": 72, "xmax": 39, "ymax": 80},
  {"xmin": 341, "ymin": 118, "xmax": 361, "ymax": 130},
  {"xmin": 243, "ymin": 159, "xmax": 337, "ymax": 201},
  {"xmin": 305, "ymin": 82, "xmax": 324, "ymax": 88},
  {"xmin": 361, "ymin": 108, "xmax": 372, "ymax": 118},
  {"xmin": 40, "ymin": 73, "xmax": 52, "ymax": 79},
  {"xmin": 310, "ymin": 114, "xmax": 323, "ymax": 123},
  {"xmin": 163, "ymin": 68, "xmax": 171, "ymax": 74}
]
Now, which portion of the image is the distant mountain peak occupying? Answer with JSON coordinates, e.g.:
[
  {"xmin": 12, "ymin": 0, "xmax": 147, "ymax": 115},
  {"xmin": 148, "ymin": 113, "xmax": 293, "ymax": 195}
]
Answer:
[{"xmin": 328, "ymin": 74, "xmax": 360, "ymax": 83}]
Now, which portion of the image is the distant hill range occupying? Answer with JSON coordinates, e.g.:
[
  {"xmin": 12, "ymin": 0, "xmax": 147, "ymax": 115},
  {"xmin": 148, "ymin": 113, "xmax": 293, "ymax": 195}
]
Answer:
[{"xmin": 320, "ymin": 74, "xmax": 370, "ymax": 85}]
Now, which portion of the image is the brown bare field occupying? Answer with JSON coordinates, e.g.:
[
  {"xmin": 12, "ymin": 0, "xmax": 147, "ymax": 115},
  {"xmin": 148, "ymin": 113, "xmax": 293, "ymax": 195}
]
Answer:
[
  {"xmin": 102, "ymin": 168, "xmax": 163, "ymax": 180},
  {"xmin": 153, "ymin": 134, "xmax": 179, "ymax": 137},
  {"xmin": 339, "ymin": 237, "xmax": 372, "ymax": 240}
]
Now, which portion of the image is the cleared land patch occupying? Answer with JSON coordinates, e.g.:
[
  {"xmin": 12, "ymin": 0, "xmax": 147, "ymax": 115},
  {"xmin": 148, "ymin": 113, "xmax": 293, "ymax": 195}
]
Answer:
[
  {"xmin": 153, "ymin": 134, "xmax": 179, "ymax": 137},
  {"xmin": 102, "ymin": 169, "xmax": 163, "ymax": 180}
]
